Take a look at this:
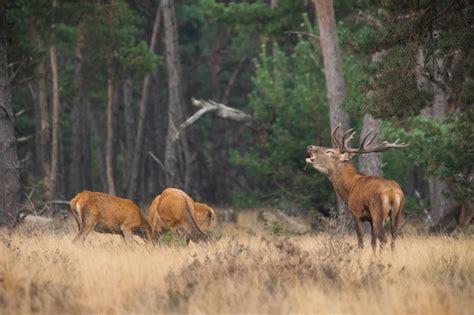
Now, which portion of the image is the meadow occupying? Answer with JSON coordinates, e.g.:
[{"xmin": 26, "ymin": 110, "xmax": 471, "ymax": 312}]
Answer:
[{"xmin": 0, "ymin": 217, "xmax": 473, "ymax": 315}]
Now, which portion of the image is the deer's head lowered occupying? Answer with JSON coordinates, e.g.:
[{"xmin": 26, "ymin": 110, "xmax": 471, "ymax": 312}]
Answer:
[{"xmin": 306, "ymin": 125, "xmax": 408, "ymax": 177}]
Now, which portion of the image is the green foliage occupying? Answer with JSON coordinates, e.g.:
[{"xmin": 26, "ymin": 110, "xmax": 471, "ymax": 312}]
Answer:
[
  {"xmin": 266, "ymin": 222, "xmax": 284, "ymax": 235},
  {"xmin": 200, "ymin": 0, "xmax": 306, "ymax": 39},
  {"xmin": 158, "ymin": 230, "xmax": 188, "ymax": 246},
  {"xmin": 383, "ymin": 112, "xmax": 474, "ymax": 201},
  {"xmin": 231, "ymin": 191, "xmax": 261, "ymax": 209},
  {"xmin": 368, "ymin": 46, "xmax": 432, "ymax": 118},
  {"xmin": 403, "ymin": 196, "xmax": 427, "ymax": 216},
  {"xmin": 81, "ymin": 0, "xmax": 159, "ymax": 87},
  {"xmin": 341, "ymin": 1, "xmax": 472, "ymax": 119},
  {"xmin": 200, "ymin": 0, "xmax": 271, "ymax": 34},
  {"xmin": 230, "ymin": 39, "xmax": 333, "ymax": 211},
  {"xmin": 341, "ymin": 53, "xmax": 371, "ymax": 116}
]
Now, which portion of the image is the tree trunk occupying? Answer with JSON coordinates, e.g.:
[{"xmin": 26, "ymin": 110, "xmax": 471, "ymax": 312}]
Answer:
[
  {"xmin": 70, "ymin": 29, "xmax": 91, "ymax": 195},
  {"xmin": 314, "ymin": 0, "xmax": 350, "ymax": 224},
  {"xmin": 0, "ymin": 6, "xmax": 22, "ymax": 226},
  {"xmin": 123, "ymin": 75, "xmax": 135, "ymax": 188},
  {"xmin": 90, "ymin": 108, "xmax": 107, "ymax": 191},
  {"xmin": 162, "ymin": 0, "xmax": 190, "ymax": 189},
  {"xmin": 106, "ymin": 73, "xmax": 116, "ymax": 195},
  {"xmin": 37, "ymin": 60, "xmax": 51, "ymax": 199},
  {"xmin": 127, "ymin": 4, "xmax": 162, "ymax": 200},
  {"xmin": 151, "ymin": 71, "xmax": 167, "ymax": 193},
  {"xmin": 358, "ymin": 116, "xmax": 383, "ymax": 176},
  {"xmin": 49, "ymin": 44, "xmax": 63, "ymax": 200},
  {"xmin": 28, "ymin": 17, "xmax": 51, "ymax": 200},
  {"xmin": 415, "ymin": 48, "xmax": 456, "ymax": 226},
  {"xmin": 359, "ymin": 50, "xmax": 385, "ymax": 177},
  {"xmin": 209, "ymin": 34, "xmax": 226, "ymax": 202}
]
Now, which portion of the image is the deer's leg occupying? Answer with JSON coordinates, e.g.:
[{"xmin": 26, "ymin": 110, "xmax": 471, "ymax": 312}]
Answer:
[
  {"xmin": 120, "ymin": 220, "xmax": 138, "ymax": 245},
  {"xmin": 378, "ymin": 225, "xmax": 387, "ymax": 252},
  {"xmin": 70, "ymin": 209, "xmax": 81, "ymax": 232},
  {"xmin": 390, "ymin": 210, "xmax": 402, "ymax": 251},
  {"xmin": 370, "ymin": 221, "xmax": 377, "ymax": 253},
  {"xmin": 371, "ymin": 214, "xmax": 386, "ymax": 252},
  {"xmin": 354, "ymin": 217, "xmax": 364, "ymax": 249},
  {"xmin": 73, "ymin": 214, "xmax": 96, "ymax": 243},
  {"xmin": 121, "ymin": 226, "xmax": 134, "ymax": 244},
  {"xmin": 390, "ymin": 195, "xmax": 404, "ymax": 251},
  {"xmin": 144, "ymin": 227, "xmax": 152, "ymax": 243}
]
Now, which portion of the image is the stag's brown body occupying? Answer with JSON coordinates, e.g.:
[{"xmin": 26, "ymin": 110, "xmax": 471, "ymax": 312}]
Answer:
[
  {"xmin": 307, "ymin": 126, "xmax": 407, "ymax": 251},
  {"xmin": 70, "ymin": 191, "xmax": 152, "ymax": 243}
]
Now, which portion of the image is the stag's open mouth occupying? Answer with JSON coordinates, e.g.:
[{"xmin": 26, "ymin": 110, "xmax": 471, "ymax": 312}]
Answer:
[
  {"xmin": 305, "ymin": 150, "xmax": 328, "ymax": 175},
  {"xmin": 305, "ymin": 152, "xmax": 317, "ymax": 171},
  {"xmin": 306, "ymin": 147, "xmax": 316, "ymax": 164}
]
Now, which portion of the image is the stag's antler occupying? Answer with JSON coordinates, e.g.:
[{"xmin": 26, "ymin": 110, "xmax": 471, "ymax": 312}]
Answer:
[
  {"xmin": 337, "ymin": 127, "xmax": 408, "ymax": 154},
  {"xmin": 331, "ymin": 124, "xmax": 342, "ymax": 149}
]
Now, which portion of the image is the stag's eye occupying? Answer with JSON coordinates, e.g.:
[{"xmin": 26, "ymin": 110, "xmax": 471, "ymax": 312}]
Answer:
[{"xmin": 325, "ymin": 149, "xmax": 335, "ymax": 155}]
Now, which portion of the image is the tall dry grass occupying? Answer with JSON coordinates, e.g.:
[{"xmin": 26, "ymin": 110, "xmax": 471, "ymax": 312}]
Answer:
[{"xmin": 0, "ymin": 220, "xmax": 473, "ymax": 315}]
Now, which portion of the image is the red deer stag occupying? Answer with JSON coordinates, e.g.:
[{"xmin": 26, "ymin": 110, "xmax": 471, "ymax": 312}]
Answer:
[{"xmin": 306, "ymin": 125, "xmax": 408, "ymax": 251}]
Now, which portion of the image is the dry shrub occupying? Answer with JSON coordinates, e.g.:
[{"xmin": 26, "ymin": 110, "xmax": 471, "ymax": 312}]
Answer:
[
  {"xmin": 0, "ymin": 222, "xmax": 473, "ymax": 315},
  {"xmin": 0, "ymin": 238, "xmax": 80, "ymax": 314},
  {"xmin": 165, "ymin": 234, "xmax": 393, "ymax": 313}
]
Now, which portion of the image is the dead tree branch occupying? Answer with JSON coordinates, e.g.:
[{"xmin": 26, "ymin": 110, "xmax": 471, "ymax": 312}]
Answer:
[
  {"xmin": 192, "ymin": 98, "xmax": 253, "ymax": 123},
  {"xmin": 171, "ymin": 98, "xmax": 254, "ymax": 143}
]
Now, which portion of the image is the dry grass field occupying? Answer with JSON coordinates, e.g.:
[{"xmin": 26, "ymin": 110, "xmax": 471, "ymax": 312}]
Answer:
[{"xmin": 0, "ymin": 216, "xmax": 473, "ymax": 315}]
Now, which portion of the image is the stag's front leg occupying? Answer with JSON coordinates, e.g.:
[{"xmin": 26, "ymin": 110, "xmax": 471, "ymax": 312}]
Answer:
[{"xmin": 354, "ymin": 217, "xmax": 364, "ymax": 249}]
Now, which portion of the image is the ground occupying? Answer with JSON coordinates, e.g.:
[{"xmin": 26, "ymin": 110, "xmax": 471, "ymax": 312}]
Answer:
[{"xmin": 0, "ymin": 213, "xmax": 473, "ymax": 315}]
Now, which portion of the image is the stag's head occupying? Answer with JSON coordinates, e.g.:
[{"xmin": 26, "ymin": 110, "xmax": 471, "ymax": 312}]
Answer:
[{"xmin": 306, "ymin": 125, "xmax": 408, "ymax": 176}]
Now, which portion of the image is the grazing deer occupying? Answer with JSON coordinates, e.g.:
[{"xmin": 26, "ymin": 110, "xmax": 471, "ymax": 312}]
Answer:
[
  {"xmin": 306, "ymin": 125, "xmax": 408, "ymax": 251},
  {"xmin": 148, "ymin": 188, "xmax": 210, "ymax": 242},
  {"xmin": 194, "ymin": 202, "xmax": 217, "ymax": 233},
  {"xmin": 70, "ymin": 191, "xmax": 152, "ymax": 244}
]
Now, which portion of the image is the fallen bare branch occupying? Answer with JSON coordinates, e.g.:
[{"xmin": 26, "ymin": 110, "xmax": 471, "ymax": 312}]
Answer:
[
  {"xmin": 45, "ymin": 200, "xmax": 71, "ymax": 206},
  {"xmin": 171, "ymin": 98, "xmax": 254, "ymax": 143},
  {"xmin": 191, "ymin": 98, "xmax": 253, "ymax": 123},
  {"xmin": 16, "ymin": 134, "xmax": 35, "ymax": 143}
]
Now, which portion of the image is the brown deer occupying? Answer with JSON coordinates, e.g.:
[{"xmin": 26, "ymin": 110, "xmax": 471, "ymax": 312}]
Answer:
[
  {"xmin": 148, "ymin": 188, "xmax": 210, "ymax": 242},
  {"xmin": 306, "ymin": 125, "xmax": 408, "ymax": 251},
  {"xmin": 70, "ymin": 191, "xmax": 152, "ymax": 244}
]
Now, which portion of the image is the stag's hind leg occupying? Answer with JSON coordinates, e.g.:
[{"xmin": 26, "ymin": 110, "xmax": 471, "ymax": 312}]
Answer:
[
  {"xmin": 353, "ymin": 216, "xmax": 364, "ymax": 249},
  {"xmin": 369, "ymin": 196, "xmax": 388, "ymax": 253},
  {"xmin": 70, "ymin": 199, "xmax": 83, "ymax": 232},
  {"xmin": 390, "ymin": 196, "xmax": 404, "ymax": 251},
  {"xmin": 370, "ymin": 221, "xmax": 377, "ymax": 253},
  {"xmin": 377, "ymin": 224, "xmax": 387, "ymax": 252},
  {"xmin": 73, "ymin": 213, "xmax": 97, "ymax": 243}
]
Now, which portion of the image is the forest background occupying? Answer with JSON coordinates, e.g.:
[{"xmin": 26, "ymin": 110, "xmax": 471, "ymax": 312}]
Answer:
[{"xmin": 0, "ymin": 0, "xmax": 472, "ymax": 230}]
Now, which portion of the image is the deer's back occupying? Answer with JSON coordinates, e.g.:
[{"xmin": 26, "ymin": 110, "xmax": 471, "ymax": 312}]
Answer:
[
  {"xmin": 72, "ymin": 191, "xmax": 144, "ymax": 229},
  {"xmin": 348, "ymin": 176, "xmax": 404, "ymax": 212}
]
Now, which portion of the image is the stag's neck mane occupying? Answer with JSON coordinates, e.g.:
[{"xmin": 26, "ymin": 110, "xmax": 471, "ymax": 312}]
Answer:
[{"xmin": 328, "ymin": 162, "xmax": 363, "ymax": 203}]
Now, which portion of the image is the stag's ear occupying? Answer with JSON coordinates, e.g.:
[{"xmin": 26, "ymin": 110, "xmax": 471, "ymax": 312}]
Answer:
[{"xmin": 339, "ymin": 152, "xmax": 355, "ymax": 161}]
